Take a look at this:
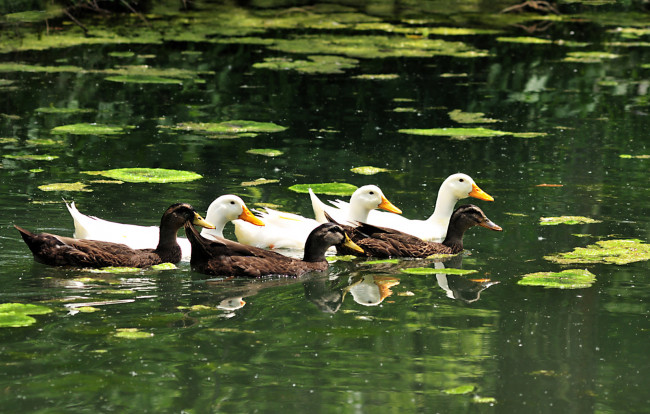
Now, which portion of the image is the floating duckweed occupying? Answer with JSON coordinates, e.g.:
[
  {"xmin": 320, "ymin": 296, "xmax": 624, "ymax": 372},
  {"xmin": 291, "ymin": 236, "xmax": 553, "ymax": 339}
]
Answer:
[
  {"xmin": 0, "ymin": 137, "xmax": 18, "ymax": 144},
  {"xmin": 326, "ymin": 255, "xmax": 357, "ymax": 262},
  {"xmin": 83, "ymin": 168, "xmax": 202, "ymax": 183},
  {"xmin": 512, "ymin": 132, "xmax": 548, "ymax": 138},
  {"xmin": 518, "ymin": 269, "xmax": 596, "ymax": 289},
  {"xmin": 0, "ymin": 63, "xmax": 84, "ymax": 73},
  {"xmin": 473, "ymin": 396, "xmax": 497, "ymax": 404},
  {"xmin": 350, "ymin": 166, "xmax": 391, "ymax": 175},
  {"xmin": 38, "ymin": 182, "xmax": 92, "ymax": 192},
  {"xmin": 172, "ymin": 120, "xmax": 287, "ymax": 135},
  {"xmin": 398, "ymin": 127, "xmax": 510, "ymax": 139},
  {"xmin": 288, "ymin": 182, "xmax": 358, "ymax": 196},
  {"xmin": 440, "ymin": 73, "xmax": 468, "ymax": 78},
  {"xmin": 51, "ymin": 123, "xmax": 127, "ymax": 135},
  {"xmin": 545, "ymin": 239, "xmax": 650, "ymax": 265},
  {"xmin": 0, "ymin": 303, "xmax": 53, "ymax": 328},
  {"xmin": 496, "ymin": 37, "xmax": 553, "ymax": 44},
  {"xmin": 114, "ymin": 328, "xmax": 153, "ymax": 339},
  {"xmin": 563, "ymin": 51, "xmax": 621, "ymax": 62},
  {"xmin": 4, "ymin": 154, "xmax": 59, "ymax": 161},
  {"xmin": 253, "ymin": 55, "xmax": 359, "ymax": 74},
  {"xmin": 35, "ymin": 107, "xmax": 94, "ymax": 114},
  {"xmin": 443, "ymin": 384, "xmax": 476, "ymax": 395},
  {"xmin": 246, "ymin": 148, "xmax": 284, "ymax": 157},
  {"xmin": 150, "ymin": 263, "xmax": 177, "ymax": 270},
  {"xmin": 392, "ymin": 107, "xmax": 417, "ymax": 113},
  {"xmin": 76, "ymin": 306, "xmax": 101, "ymax": 313},
  {"xmin": 105, "ymin": 75, "xmax": 184, "ymax": 84},
  {"xmin": 400, "ymin": 267, "xmax": 478, "ymax": 275},
  {"xmin": 448, "ymin": 109, "xmax": 499, "ymax": 124},
  {"xmin": 352, "ymin": 74, "xmax": 399, "ymax": 80},
  {"xmin": 539, "ymin": 216, "xmax": 602, "ymax": 226},
  {"xmin": 26, "ymin": 138, "xmax": 63, "ymax": 146},
  {"xmin": 428, "ymin": 27, "xmax": 501, "ymax": 36},
  {"xmin": 29, "ymin": 168, "xmax": 44, "ymax": 173},
  {"xmin": 425, "ymin": 253, "xmax": 456, "ymax": 260},
  {"xmin": 620, "ymin": 154, "xmax": 650, "ymax": 159},
  {"xmin": 241, "ymin": 178, "xmax": 280, "ymax": 187}
]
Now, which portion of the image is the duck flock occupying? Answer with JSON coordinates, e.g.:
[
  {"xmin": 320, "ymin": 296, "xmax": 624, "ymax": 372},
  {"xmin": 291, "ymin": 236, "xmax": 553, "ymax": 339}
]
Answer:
[{"xmin": 16, "ymin": 173, "xmax": 503, "ymax": 278}]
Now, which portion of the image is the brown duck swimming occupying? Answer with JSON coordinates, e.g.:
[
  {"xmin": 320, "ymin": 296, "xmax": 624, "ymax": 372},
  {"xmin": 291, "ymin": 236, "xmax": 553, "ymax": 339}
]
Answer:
[
  {"xmin": 185, "ymin": 222, "xmax": 364, "ymax": 278},
  {"xmin": 330, "ymin": 204, "xmax": 502, "ymax": 258},
  {"xmin": 15, "ymin": 203, "xmax": 214, "ymax": 268}
]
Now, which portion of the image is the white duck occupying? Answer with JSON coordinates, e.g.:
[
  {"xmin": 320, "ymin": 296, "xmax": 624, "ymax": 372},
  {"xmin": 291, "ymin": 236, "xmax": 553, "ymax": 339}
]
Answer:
[
  {"xmin": 234, "ymin": 185, "xmax": 402, "ymax": 250},
  {"xmin": 66, "ymin": 195, "xmax": 264, "ymax": 261},
  {"xmin": 319, "ymin": 173, "xmax": 493, "ymax": 242}
]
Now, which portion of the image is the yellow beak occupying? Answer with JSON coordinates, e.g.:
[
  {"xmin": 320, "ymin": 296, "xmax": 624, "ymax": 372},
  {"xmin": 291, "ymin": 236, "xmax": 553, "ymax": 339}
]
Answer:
[
  {"xmin": 193, "ymin": 212, "xmax": 215, "ymax": 229},
  {"xmin": 342, "ymin": 234, "xmax": 364, "ymax": 254},
  {"xmin": 378, "ymin": 196, "xmax": 402, "ymax": 214},
  {"xmin": 238, "ymin": 206, "xmax": 265, "ymax": 226},
  {"xmin": 468, "ymin": 183, "xmax": 494, "ymax": 202}
]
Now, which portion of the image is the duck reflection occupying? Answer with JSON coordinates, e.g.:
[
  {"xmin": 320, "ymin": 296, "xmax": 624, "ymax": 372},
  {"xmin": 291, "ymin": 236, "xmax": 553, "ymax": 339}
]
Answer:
[{"xmin": 303, "ymin": 273, "xmax": 400, "ymax": 312}]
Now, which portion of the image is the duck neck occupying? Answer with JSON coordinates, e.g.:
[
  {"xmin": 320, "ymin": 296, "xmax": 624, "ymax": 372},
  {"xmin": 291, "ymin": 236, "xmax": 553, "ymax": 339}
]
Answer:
[
  {"xmin": 441, "ymin": 217, "xmax": 471, "ymax": 254},
  {"xmin": 155, "ymin": 224, "xmax": 181, "ymax": 260},
  {"xmin": 303, "ymin": 236, "xmax": 329, "ymax": 263},
  {"xmin": 200, "ymin": 208, "xmax": 226, "ymax": 239},
  {"xmin": 426, "ymin": 187, "xmax": 458, "ymax": 229},
  {"xmin": 347, "ymin": 200, "xmax": 370, "ymax": 222}
]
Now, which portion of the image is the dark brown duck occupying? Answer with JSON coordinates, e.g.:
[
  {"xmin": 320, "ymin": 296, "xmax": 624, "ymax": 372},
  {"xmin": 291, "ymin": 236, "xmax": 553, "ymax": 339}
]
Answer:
[
  {"xmin": 185, "ymin": 222, "xmax": 363, "ymax": 278},
  {"xmin": 331, "ymin": 204, "xmax": 502, "ymax": 258},
  {"xmin": 15, "ymin": 203, "xmax": 214, "ymax": 268}
]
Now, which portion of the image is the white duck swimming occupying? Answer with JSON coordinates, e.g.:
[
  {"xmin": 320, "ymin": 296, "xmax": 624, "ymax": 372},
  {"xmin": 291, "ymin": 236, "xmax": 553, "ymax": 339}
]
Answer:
[
  {"xmin": 66, "ymin": 195, "xmax": 264, "ymax": 260},
  {"xmin": 234, "ymin": 184, "xmax": 402, "ymax": 250},
  {"xmin": 318, "ymin": 173, "xmax": 493, "ymax": 242}
]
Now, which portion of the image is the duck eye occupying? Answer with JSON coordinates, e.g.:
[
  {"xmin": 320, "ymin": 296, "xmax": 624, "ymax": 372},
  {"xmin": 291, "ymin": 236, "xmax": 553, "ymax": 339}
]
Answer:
[
  {"xmin": 369, "ymin": 191, "xmax": 375, "ymax": 195},
  {"xmin": 230, "ymin": 201, "xmax": 235, "ymax": 205},
  {"xmin": 459, "ymin": 178, "xmax": 464, "ymax": 182}
]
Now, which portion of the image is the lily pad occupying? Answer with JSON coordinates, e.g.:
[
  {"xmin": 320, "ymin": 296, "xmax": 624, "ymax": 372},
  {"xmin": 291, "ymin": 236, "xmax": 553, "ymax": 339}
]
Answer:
[
  {"xmin": 427, "ymin": 27, "xmax": 501, "ymax": 36},
  {"xmin": 399, "ymin": 127, "xmax": 510, "ymax": 139},
  {"xmin": 518, "ymin": 269, "xmax": 596, "ymax": 289},
  {"xmin": 38, "ymin": 182, "xmax": 92, "ymax": 192},
  {"xmin": 26, "ymin": 138, "xmax": 63, "ymax": 146},
  {"xmin": 105, "ymin": 75, "xmax": 184, "ymax": 84},
  {"xmin": 150, "ymin": 263, "xmax": 177, "ymax": 270},
  {"xmin": 83, "ymin": 168, "xmax": 202, "ymax": 183},
  {"xmin": 400, "ymin": 267, "xmax": 478, "ymax": 275},
  {"xmin": 620, "ymin": 154, "xmax": 650, "ymax": 159},
  {"xmin": 443, "ymin": 384, "xmax": 476, "ymax": 395},
  {"xmin": 512, "ymin": 132, "xmax": 548, "ymax": 138},
  {"xmin": 350, "ymin": 166, "xmax": 391, "ymax": 175},
  {"xmin": 4, "ymin": 154, "xmax": 59, "ymax": 161},
  {"xmin": 246, "ymin": 148, "xmax": 284, "ymax": 157},
  {"xmin": 288, "ymin": 182, "xmax": 358, "ymax": 196},
  {"xmin": 545, "ymin": 239, "xmax": 650, "ymax": 265},
  {"xmin": 241, "ymin": 178, "xmax": 280, "ymax": 187},
  {"xmin": 35, "ymin": 107, "xmax": 94, "ymax": 114},
  {"xmin": 539, "ymin": 216, "xmax": 602, "ymax": 226},
  {"xmin": 109, "ymin": 51, "xmax": 136, "ymax": 58},
  {"xmin": 51, "ymin": 123, "xmax": 126, "ymax": 135},
  {"xmin": 253, "ymin": 55, "xmax": 359, "ymax": 74},
  {"xmin": 496, "ymin": 37, "xmax": 553, "ymax": 44},
  {"xmin": 0, "ymin": 303, "xmax": 53, "ymax": 328},
  {"xmin": 448, "ymin": 109, "xmax": 499, "ymax": 124},
  {"xmin": 362, "ymin": 259, "xmax": 400, "ymax": 265},
  {"xmin": 114, "ymin": 328, "xmax": 153, "ymax": 339},
  {"xmin": 563, "ymin": 51, "xmax": 621, "ymax": 63},
  {"xmin": 171, "ymin": 120, "xmax": 287, "ymax": 135},
  {"xmin": 352, "ymin": 74, "xmax": 399, "ymax": 80}
]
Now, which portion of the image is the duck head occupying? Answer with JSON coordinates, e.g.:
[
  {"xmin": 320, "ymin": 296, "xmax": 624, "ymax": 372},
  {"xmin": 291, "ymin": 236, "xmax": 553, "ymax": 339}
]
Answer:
[
  {"xmin": 303, "ymin": 223, "xmax": 364, "ymax": 262},
  {"xmin": 442, "ymin": 173, "xmax": 494, "ymax": 202}
]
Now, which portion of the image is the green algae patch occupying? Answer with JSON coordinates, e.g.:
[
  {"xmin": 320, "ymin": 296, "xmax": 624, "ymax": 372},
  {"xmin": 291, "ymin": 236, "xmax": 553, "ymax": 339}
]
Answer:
[
  {"xmin": 150, "ymin": 263, "xmax": 177, "ymax": 271},
  {"xmin": 84, "ymin": 168, "xmax": 202, "ymax": 184},
  {"xmin": 350, "ymin": 166, "xmax": 392, "ymax": 175},
  {"xmin": 563, "ymin": 51, "xmax": 621, "ymax": 63},
  {"xmin": 51, "ymin": 123, "xmax": 127, "ymax": 135},
  {"xmin": 253, "ymin": 55, "xmax": 359, "ymax": 74},
  {"xmin": 443, "ymin": 384, "xmax": 476, "ymax": 395},
  {"xmin": 518, "ymin": 269, "xmax": 596, "ymax": 289},
  {"xmin": 0, "ymin": 63, "xmax": 84, "ymax": 73},
  {"xmin": 171, "ymin": 120, "xmax": 287, "ymax": 136},
  {"xmin": 512, "ymin": 132, "xmax": 548, "ymax": 138},
  {"xmin": 105, "ymin": 75, "xmax": 183, "ymax": 85},
  {"xmin": 353, "ymin": 74, "xmax": 400, "ymax": 80},
  {"xmin": 620, "ymin": 154, "xmax": 650, "ymax": 159},
  {"xmin": 540, "ymin": 216, "xmax": 602, "ymax": 226},
  {"xmin": 362, "ymin": 259, "xmax": 401, "ymax": 265},
  {"xmin": 76, "ymin": 306, "xmax": 101, "ymax": 313},
  {"xmin": 428, "ymin": 27, "xmax": 500, "ymax": 36},
  {"xmin": 545, "ymin": 239, "xmax": 650, "ymax": 265},
  {"xmin": 38, "ymin": 182, "xmax": 92, "ymax": 192},
  {"xmin": 4, "ymin": 154, "xmax": 59, "ymax": 161},
  {"xmin": 26, "ymin": 138, "xmax": 64, "ymax": 146},
  {"xmin": 89, "ymin": 267, "xmax": 141, "ymax": 274},
  {"xmin": 0, "ymin": 303, "xmax": 53, "ymax": 328},
  {"xmin": 449, "ymin": 109, "xmax": 499, "ymax": 124},
  {"xmin": 109, "ymin": 51, "xmax": 136, "ymax": 58},
  {"xmin": 496, "ymin": 37, "xmax": 553, "ymax": 44},
  {"xmin": 326, "ymin": 255, "xmax": 357, "ymax": 262},
  {"xmin": 401, "ymin": 267, "xmax": 478, "ymax": 276},
  {"xmin": 114, "ymin": 328, "xmax": 153, "ymax": 339},
  {"xmin": 399, "ymin": 127, "xmax": 510, "ymax": 139},
  {"xmin": 35, "ymin": 107, "xmax": 94, "ymax": 115},
  {"xmin": 289, "ymin": 182, "xmax": 358, "ymax": 196},
  {"xmin": 246, "ymin": 148, "xmax": 284, "ymax": 157}
]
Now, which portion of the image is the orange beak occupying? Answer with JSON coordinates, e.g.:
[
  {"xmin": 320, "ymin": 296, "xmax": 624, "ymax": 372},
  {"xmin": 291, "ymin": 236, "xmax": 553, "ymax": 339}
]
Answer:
[
  {"xmin": 378, "ymin": 196, "xmax": 402, "ymax": 214},
  {"xmin": 238, "ymin": 206, "xmax": 265, "ymax": 226},
  {"xmin": 468, "ymin": 183, "xmax": 494, "ymax": 202}
]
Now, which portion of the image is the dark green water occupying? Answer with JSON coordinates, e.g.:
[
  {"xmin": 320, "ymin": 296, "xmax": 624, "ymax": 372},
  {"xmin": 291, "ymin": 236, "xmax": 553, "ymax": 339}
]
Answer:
[{"xmin": 1, "ymin": 2, "xmax": 649, "ymax": 413}]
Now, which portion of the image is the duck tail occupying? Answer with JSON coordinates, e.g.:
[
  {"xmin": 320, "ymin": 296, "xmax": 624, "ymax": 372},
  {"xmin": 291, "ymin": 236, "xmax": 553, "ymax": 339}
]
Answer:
[{"xmin": 309, "ymin": 188, "xmax": 328, "ymax": 223}]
